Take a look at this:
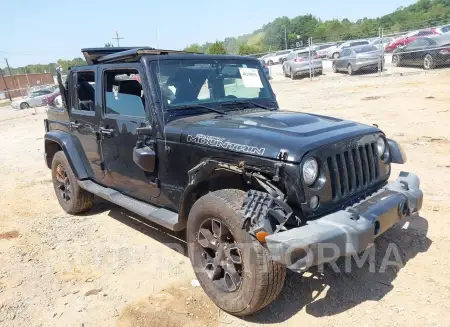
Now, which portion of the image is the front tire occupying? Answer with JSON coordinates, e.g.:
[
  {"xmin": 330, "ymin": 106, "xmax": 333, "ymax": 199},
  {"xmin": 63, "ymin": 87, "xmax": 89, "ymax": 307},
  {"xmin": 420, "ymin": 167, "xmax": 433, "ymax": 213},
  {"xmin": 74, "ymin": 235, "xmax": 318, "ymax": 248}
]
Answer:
[
  {"xmin": 332, "ymin": 62, "xmax": 337, "ymax": 73},
  {"xmin": 347, "ymin": 64, "xmax": 354, "ymax": 75},
  {"xmin": 392, "ymin": 54, "xmax": 401, "ymax": 67},
  {"xmin": 20, "ymin": 102, "xmax": 29, "ymax": 109},
  {"xmin": 332, "ymin": 52, "xmax": 340, "ymax": 59},
  {"xmin": 423, "ymin": 54, "xmax": 435, "ymax": 70},
  {"xmin": 187, "ymin": 189, "xmax": 286, "ymax": 316},
  {"xmin": 51, "ymin": 151, "xmax": 94, "ymax": 214}
]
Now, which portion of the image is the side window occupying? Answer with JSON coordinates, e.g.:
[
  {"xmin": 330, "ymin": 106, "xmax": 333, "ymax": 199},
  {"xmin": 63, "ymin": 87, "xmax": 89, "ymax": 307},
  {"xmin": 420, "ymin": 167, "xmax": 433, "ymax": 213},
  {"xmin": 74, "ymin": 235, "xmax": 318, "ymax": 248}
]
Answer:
[
  {"xmin": 103, "ymin": 69, "xmax": 146, "ymax": 117},
  {"xmin": 73, "ymin": 71, "xmax": 95, "ymax": 112},
  {"xmin": 341, "ymin": 49, "xmax": 350, "ymax": 57},
  {"xmin": 407, "ymin": 40, "xmax": 421, "ymax": 48}
]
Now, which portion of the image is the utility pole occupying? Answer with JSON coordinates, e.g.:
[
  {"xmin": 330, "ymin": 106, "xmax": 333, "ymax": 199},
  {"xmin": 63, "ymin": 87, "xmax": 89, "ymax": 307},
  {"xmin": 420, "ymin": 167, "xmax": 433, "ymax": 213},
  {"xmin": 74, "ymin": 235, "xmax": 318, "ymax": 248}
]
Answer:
[
  {"xmin": 112, "ymin": 31, "xmax": 124, "ymax": 47},
  {"xmin": 5, "ymin": 58, "xmax": 19, "ymax": 97},
  {"xmin": 284, "ymin": 26, "xmax": 288, "ymax": 50},
  {"xmin": 0, "ymin": 68, "xmax": 12, "ymax": 101}
]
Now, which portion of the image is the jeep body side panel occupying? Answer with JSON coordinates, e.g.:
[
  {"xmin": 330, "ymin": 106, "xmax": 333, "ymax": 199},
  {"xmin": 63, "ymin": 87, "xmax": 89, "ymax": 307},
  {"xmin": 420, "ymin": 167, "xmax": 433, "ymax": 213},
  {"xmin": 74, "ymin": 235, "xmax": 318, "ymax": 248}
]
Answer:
[
  {"xmin": 44, "ymin": 130, "xmax": 93, "ymax": 179},
  {"xmin": 151, "ymin": 139, "xmax": 301, "ymax": 217}
]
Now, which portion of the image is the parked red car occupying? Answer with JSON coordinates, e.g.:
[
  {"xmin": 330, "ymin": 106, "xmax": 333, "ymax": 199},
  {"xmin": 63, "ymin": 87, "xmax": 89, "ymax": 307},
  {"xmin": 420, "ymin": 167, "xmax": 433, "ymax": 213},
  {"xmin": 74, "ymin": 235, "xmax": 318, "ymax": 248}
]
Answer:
[
  {"xmin": 385, "ymin": 29, "xmax": 439, "ymax": 52},
  {"xmin": 42, "ymin": 89, "xmax": 61, "ymax": 107}
]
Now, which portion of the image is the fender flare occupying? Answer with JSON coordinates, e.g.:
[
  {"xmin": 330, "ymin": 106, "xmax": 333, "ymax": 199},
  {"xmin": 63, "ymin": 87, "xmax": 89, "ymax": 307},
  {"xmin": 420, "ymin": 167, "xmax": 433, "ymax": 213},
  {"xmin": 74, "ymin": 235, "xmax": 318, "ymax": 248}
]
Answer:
[
  {"xmin": 178, "ymin": 160, "xmax": 244, "ymax": 223},
  {"xmin": 44, "ymin": 130, "xmax": 92, "ymax": 179}
]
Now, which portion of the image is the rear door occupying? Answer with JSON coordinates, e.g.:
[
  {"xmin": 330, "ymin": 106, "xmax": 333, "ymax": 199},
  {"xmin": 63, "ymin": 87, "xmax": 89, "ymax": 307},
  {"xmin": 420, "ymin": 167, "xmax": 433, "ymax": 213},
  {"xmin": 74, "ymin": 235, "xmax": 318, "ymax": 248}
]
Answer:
[
  {"xmin": 98, "ymin": 63, "xmax": 160, "ymax": 201},
  {"xmin": 68, "ymin": 68, "xmax": 104, "ymax": 182}
]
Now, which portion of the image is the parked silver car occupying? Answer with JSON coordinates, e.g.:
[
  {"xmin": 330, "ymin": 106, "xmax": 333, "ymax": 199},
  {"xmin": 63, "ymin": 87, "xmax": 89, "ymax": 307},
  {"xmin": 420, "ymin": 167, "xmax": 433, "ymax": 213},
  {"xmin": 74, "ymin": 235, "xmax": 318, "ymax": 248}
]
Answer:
[
  {"xmin": 332, "ymin": 45, "xmax": 384, "ymax": 75},
  {"xmin": 282, "ymin": 49, "xmax": 323, "ymax": 79},
  {"xmin": 327, "ymin": 39, "xmax": 370, "ymax": 59},
  {"xmin": 11, "ymin": 89, "xmax": 53, "ymax": 109}
]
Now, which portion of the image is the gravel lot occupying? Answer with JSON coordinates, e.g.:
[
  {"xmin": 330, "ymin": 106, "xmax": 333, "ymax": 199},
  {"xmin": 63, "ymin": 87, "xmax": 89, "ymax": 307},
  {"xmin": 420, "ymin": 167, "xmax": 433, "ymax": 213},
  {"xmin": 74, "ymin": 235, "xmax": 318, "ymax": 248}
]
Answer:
[{"xmin": 1, "ymin": 69, "xmax": 450, "ymax": 327}]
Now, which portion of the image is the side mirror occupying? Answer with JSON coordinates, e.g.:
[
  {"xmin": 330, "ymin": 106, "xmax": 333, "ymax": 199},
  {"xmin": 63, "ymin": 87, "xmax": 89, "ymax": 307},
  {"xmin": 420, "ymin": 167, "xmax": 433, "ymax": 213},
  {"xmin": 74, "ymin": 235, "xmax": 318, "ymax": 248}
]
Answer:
[{"xmin": 133, "ymin": 146, "xmax": 156, "ymax": 173}]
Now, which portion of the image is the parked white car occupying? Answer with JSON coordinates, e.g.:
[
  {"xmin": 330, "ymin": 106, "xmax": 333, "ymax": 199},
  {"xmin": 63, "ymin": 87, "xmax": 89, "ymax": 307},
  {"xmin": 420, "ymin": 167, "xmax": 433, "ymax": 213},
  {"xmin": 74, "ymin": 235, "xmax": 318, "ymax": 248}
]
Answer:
[
  {"xmin": 435, "ymin": 24, "xmax": 450, "ymax": 34},
  {"xmin": 266, "ymin": 50, "xmax": 292, "ymax": 65},
  {"xmin": 11, "ymin": 89, "xmax": 53, "ymax": 109}
]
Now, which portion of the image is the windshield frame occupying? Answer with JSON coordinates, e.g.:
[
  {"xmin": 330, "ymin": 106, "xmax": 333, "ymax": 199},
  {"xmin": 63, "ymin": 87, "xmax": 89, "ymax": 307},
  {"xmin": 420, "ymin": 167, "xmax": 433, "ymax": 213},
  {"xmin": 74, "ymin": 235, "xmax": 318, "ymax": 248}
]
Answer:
[{"xmin": 146, "ymin": 57, "xmax": 277, "ymax": 116}]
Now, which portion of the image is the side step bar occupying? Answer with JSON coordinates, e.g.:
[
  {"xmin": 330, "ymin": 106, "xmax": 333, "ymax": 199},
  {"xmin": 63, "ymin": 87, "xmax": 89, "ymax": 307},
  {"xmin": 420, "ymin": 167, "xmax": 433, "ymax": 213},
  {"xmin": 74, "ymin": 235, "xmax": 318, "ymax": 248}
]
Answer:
[{"xmin": 78, "ymin": 180, "xmax": 185, "ymax": 231}]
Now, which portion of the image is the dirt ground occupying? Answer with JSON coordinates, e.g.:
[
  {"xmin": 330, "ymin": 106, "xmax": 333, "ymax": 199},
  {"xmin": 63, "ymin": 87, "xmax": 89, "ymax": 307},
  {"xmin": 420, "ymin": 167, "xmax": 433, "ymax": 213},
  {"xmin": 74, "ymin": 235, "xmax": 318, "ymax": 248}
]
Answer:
[{"xmin": 1, "ymin": 70, "xmax": 450, "ymax": 327}]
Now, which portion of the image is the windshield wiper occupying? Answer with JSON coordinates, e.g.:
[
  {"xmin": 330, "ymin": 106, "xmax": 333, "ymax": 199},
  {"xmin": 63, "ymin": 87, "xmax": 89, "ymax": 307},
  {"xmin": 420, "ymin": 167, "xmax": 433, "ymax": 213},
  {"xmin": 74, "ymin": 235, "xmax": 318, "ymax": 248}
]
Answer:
[
  {"xmin": 168, "ymin": 104, "xmax": 226, "ymax": 115},
  {"xmin": 219, "ymin": 100, "xmax": 276, "ymax": 111}
]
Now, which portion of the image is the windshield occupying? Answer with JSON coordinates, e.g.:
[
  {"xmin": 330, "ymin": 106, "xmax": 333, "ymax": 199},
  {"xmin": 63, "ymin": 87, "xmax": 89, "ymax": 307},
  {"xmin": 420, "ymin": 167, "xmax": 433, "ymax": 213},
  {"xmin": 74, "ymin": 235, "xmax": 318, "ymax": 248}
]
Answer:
[{"xmin": 150, "ymin": 59, "xmax": 275, "ymax": 110}]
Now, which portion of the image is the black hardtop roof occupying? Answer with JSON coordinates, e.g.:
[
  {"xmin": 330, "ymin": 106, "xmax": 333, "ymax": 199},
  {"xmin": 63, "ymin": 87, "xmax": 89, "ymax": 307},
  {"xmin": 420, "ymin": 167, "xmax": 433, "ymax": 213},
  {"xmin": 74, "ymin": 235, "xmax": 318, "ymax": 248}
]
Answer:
[{"xmin": 81, "ymin": 47, "xmax": 256, "ymax": 65}]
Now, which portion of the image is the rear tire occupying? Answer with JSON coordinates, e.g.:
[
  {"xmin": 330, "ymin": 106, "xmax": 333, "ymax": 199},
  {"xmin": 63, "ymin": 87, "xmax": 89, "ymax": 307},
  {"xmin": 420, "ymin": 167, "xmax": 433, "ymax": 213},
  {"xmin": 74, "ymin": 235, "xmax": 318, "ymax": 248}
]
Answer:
[
  {"xmin": 20, "ymin": 102, "xmax": 29, "ymax": 109},
  {"xmin": 290, "ymin": 69, "xmax": 296, "ymax": 80},
  {"xmin": 187, "ymin": 189, "xmax": 286, "ymax": 316},
  {"xmin": 51, "ymin": 151, "xmax": 94, "ymax": 214}
]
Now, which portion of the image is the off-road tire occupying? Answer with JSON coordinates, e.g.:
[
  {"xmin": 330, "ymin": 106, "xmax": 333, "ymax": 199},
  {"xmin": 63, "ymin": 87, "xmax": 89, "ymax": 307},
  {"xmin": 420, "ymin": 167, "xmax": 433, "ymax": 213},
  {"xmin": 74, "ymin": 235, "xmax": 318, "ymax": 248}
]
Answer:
[
  {"xmin": 187, "ymin": 189, "xmax": 286, "ymax": 316},
  {"xmin": 20, "ymin": 102, "xmax": 29, "ymax": 109},
  {"xmin": 51, "ymin": 151, "xmax": 93, "ymax": 214}
]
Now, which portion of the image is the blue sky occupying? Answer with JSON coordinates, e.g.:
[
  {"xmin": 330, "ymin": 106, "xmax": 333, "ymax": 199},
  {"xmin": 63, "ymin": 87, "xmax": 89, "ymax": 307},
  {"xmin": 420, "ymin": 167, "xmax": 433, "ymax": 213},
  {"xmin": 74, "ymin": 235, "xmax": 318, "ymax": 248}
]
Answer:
[{"xmin": 0, "ymin": 0, "xmax": 415, "ymax": 67}]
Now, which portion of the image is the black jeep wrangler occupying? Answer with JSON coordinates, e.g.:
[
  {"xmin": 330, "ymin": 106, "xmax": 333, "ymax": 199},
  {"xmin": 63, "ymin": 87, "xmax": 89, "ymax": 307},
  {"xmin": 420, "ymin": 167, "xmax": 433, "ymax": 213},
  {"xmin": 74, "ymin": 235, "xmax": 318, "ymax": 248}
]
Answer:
[{"xmin": 44, "ymin": 47, "xmax": 423, "ymax": 316}]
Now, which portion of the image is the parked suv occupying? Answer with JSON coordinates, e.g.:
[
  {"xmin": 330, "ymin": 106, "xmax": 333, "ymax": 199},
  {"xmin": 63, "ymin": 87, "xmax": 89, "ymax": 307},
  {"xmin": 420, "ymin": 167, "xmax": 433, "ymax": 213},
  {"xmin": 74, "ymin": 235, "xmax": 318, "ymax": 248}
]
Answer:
[{"xmin": 44, "ymin": 47, "xmax": 423, "ymax": 317}]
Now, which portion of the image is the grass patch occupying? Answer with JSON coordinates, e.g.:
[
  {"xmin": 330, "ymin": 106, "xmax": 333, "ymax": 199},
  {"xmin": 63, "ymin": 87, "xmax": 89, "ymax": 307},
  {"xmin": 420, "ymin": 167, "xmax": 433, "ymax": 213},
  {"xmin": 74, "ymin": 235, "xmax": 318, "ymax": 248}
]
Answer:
[{"xmin": 0, "ymin": 101, "xmax": 12, "ymax": 108}]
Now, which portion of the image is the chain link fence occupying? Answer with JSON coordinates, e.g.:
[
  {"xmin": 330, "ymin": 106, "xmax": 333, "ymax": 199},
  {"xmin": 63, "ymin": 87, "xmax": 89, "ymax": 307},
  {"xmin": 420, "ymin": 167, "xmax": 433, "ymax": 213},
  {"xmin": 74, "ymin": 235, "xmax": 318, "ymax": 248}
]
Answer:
[{"xmin": 251, "ymin": 23, "xmax": 450, "ymax": 81}]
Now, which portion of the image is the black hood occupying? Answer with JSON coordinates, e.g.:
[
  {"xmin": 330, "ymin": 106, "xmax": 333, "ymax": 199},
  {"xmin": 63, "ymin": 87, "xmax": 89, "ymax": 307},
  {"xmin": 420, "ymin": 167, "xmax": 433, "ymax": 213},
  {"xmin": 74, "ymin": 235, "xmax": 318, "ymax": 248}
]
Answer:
[{"xmin": 164, "ymin": 110, "xmax": 380, "ymax": 163}]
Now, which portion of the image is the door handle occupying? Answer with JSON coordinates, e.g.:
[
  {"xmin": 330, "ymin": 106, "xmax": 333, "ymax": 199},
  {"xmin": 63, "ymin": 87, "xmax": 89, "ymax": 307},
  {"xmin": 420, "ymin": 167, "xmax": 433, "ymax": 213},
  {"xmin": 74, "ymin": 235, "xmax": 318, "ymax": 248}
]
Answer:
[
  {"xmin": 99, "ymin": 127, "xmax": 115, "ymax": 137},
  {"xmin": 70, "ymin": 122, "xmax": 81, "ymax": 129}
]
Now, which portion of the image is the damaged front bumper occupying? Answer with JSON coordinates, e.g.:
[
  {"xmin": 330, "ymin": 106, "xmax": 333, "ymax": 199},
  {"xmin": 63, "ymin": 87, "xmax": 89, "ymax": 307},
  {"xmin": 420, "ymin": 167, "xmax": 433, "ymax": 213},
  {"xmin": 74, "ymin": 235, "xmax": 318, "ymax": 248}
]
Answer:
[{"xmin": 265, "ymin": 172, "xmax": 423, "ymax": 271}]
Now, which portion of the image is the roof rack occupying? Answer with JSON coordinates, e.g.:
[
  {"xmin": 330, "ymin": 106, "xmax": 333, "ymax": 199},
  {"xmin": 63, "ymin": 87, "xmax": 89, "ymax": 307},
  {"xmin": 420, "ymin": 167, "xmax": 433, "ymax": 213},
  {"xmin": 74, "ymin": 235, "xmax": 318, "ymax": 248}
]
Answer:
[{"xmin": 81, "ymin": 47, "xmax": 201, "ymax": 65}]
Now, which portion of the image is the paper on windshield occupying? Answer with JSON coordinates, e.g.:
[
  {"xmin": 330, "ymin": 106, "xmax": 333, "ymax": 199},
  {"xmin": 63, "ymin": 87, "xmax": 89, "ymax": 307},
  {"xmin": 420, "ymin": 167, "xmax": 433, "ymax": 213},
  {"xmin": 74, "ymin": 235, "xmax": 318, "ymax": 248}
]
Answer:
[{"xmin": 239, "ymin": 68, "xmax": 263, "ymax": 88}]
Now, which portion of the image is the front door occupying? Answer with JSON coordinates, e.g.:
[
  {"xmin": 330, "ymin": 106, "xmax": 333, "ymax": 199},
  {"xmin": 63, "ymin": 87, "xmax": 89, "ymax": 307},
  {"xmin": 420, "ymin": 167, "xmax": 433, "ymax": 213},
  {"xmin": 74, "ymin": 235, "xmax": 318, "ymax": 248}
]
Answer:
[
  {"xmin": 68, "ymin": 68, "xmax": 104, "ymax": 181},
  {"xmin": 98, "ymin": 64, "xmax": 160, "ymax": 200}
]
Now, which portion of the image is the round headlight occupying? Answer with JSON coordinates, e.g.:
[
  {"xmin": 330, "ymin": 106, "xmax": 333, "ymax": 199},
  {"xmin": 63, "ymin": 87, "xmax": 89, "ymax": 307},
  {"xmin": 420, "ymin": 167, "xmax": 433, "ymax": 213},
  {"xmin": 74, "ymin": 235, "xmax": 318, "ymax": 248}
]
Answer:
[
  {"xmin": 376, "ymin": 136, "xmax": 387, "ymax": 157},
  {"xmin": 302, "ymin": 158, "xmax": 319, "ymax": 186}
]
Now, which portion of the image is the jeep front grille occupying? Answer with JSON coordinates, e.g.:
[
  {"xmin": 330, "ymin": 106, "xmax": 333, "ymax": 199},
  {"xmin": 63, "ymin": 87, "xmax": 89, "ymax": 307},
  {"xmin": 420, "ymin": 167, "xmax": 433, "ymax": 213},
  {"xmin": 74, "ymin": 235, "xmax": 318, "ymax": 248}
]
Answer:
[{"xmin": 327, "ymin": 142, "xmax": 379, "ymax": 200}]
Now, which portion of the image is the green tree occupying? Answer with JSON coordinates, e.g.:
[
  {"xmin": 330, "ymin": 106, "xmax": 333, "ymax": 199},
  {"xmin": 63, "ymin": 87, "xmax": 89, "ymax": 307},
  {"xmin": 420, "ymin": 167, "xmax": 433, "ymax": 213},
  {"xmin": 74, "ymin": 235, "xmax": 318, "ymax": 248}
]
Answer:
[
  {"xmin": 205, "ymin": 41, "xmax": 227, "ymax": 55},
  {"xmin": 56, "ymin": 58, "xmax": 86, "ymax": 72},
  {"xmin": 104, "ymin": 42, "xmax": 114, "ymax": 47},
  {"xmin": 237, "ymin": 43, "xmax": 260, "ymax": 55},
  {"xmin": 184, "ymin": 43, "xmax": 202, "ymax": 52}
]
